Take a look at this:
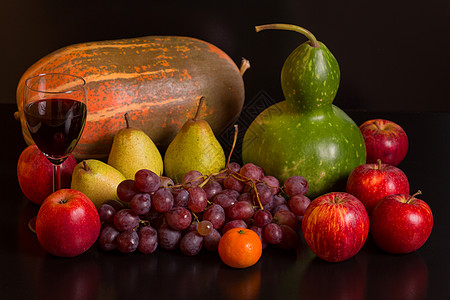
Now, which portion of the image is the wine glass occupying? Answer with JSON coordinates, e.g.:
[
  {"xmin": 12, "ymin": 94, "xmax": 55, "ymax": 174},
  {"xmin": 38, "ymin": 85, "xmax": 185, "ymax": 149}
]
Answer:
[{"xmin": 23, "ymin": 73, "xmax": 87, "ymax": 232}]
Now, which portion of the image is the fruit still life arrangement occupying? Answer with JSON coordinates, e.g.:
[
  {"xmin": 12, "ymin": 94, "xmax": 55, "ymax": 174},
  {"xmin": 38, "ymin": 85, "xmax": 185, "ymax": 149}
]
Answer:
[{"xmin": 15, "ymin": 24, "xmax": 432, "ymax": 267}]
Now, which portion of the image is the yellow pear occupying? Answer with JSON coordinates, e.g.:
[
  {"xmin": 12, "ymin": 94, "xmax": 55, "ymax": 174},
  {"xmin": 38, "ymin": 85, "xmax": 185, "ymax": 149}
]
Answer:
[
  {"xmin": 71, "ymin": 159, "xmax": 126, "ymax": 207},
  {"xmin": 108, "ymin": 113, "xmax": 163, "ymax": 179},
  {"xmin": 164, "ymin": 96, "xmax": 225, "ymax": 183}
]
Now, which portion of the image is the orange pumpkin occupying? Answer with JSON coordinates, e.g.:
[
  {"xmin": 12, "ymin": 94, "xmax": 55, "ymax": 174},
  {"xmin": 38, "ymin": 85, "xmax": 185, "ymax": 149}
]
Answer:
[{"xmin": 15, "ymin": 36, "xmax": 248, "ymax": 159}]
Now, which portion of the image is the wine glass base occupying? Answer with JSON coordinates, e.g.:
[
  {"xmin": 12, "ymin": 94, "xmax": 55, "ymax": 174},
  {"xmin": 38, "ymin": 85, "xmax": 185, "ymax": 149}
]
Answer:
[{"xmin": 28, "ymin": 216, "xmax": 37, "ymax": 234}]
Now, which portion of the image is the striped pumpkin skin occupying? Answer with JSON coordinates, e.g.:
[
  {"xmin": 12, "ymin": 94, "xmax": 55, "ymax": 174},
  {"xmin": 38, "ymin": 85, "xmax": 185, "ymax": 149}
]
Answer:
[{"xmin": 16, "ymin": 36, "xmax": 245, "ymax": 159}]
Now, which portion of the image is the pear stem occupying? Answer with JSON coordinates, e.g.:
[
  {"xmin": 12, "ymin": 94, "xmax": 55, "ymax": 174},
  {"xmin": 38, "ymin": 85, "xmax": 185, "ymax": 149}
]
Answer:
[
  {"xmin": 82, "ymin": 160, "xmax": 90, "ymax": 171},
  {"xmin": 255, "ymin": 23, "xmax": 320, "ymax": 48},
  {"xmin": 226, "ymin": 124, "xmax": 239, "ymax": 168},
  {"xmin": 240, "ymin": 58, "xmax": 251, "ymax": 76},
  {"xmin": 193, "ymin": 96, "xmax": 205, "ymax": 121},
  {"xmin": 124, "ymin": 113, "xmax": 131, "ymax": 129}
]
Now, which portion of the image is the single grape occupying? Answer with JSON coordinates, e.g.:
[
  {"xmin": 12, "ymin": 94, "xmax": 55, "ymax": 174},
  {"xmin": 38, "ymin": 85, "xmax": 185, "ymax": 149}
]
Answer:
[
  {"xmin": 183, "ymin": 220, "xmax": 199, "ymax": 234},
  {"xmin": 98, "ymin": 226, "xmax": 120, "ymax": 251},
  {"xmin": 172, "ymin": 188, "xmax": 189, "ymax": 207},
  {"xmin": 203, "ymin": 180, "xmax": 223, "ymax": 201},
  {"xmin": 103, "ymin": 199, "xmax": 125, "ymax": 212},
  {"xmin": 117, "ymin": 230, "xmax": 139, "ymax": 253},
  {"xmin": 203, "ymin": 228, "xmax": 221, "ymax": 251},
  {"xmin": 261, "ymin": 175, "xmax": 280, "ymax": 195},
  {"xmin": 187, "ymin": 186, "xmax": 208, "ymax": 212},
  {"xmin": 222, "ymin": 219, "xmax": 247, "ymax": 234},
  {"xmin": 274, "ymin": 210, "xmax": 299, "ymax": 230},
  {"xmin": 272, "ymin": 194, "xmax": 288, "ymax": 207},
  {"xmin": 117, "ymin": 179, "xmax": 139, "ymax": 202},
  {"xmin": 213, "ymin": 193, "xmax": 236, "ymax": 212},
  {"xmin": 138, "ymin": 226, "xmax": 158, "ymax": 254},
  {"xmin": 135, "ymin": 169, "xmax": 161, "ymax": 193},
  {"xmin": 98, "ymin": 203, "xmax": 116, "ymax": 224},
  {"xmin": 273, "ymin": 204, "xmax": 290, "ymax": 215},
  {"xmin": 223, "ymin": 176, "xmax": 245, "ymax": 193},
  {"xmin": 227, "ymin": 201, "xmax": 254, "ymax": 221},
  {"xmin": 227, "ymin": 162, "xmax": 241, "ymax": 173},
  {"xmin": 252, "ymin": 182, "xmax": 273, "ymax": 206},
  {"xmin": 203, "ymin": 204, "xmax": 226, "ymax": 230},
  {"xmin": 284, "ymin": 175, "xmax": 309, "ymax": 196},
  {"xmin": 240, "ymin": 163, "xmax": 264, "ymax": 181},
  {"xmin": 152, "ymin": 188, "xmax": 174, "ymax": 213},
  {"xmin": 197, "ymin": 220, "xmax": 213, "ymax": 236},
  {"xmin": 278, "ymin": 225, "xmax": 298, "ymax": 250},
  {"xmin": 158, "ymin": 224, "xmax": 181, "ymax": 250},
  {"xmin": 253, "ymin": 209, "xmax": 272, "ymax": 227},
  {"xmin": 160, "ymin": 176, "xmax": 175, "ymax": 188},
  {"xmin": 289, "ymin": 194, "xmax": 311, "ymax": 219},
  {"xmin": 238, "ymin": 192, "xmax": 253, "ymax": 204},
  {"xmin": 221, "ymin": 189, "xmax": 240, "ymax": 199},
  {"xmin": 180, "ymin": 231, "xmax": 203, "ymax": 256},
  {"xmin": 182, "ymin": 170, "xmax": 204, "ymax": 187},
  {"xmin": 264, "ymin": 223, "xmax": 283, "ymax": 244},
  {"xmin": 165, "ymin": 207, "xmax": 192, "ymax": 230},
  {"xmin": 113, "ymin": 209, "xmax": 140, "ymax": 231},
  {"xmin": 250, "ymin": 225, "xmax": 268, "ymax": 249},
  {"xmin": 130, "ymin": 193, "xmax": 151, "ymax": 215}
]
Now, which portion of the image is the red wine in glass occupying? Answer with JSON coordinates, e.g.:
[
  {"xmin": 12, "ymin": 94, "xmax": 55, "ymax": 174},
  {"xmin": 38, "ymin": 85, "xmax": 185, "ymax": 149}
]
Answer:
[
  {"xmin": 23, "ymin": 73, "xmax": 87, "ymax": 233},
  {"xmin": 24, "ymin": 98, "xmax": 87, "ymax": 164}
]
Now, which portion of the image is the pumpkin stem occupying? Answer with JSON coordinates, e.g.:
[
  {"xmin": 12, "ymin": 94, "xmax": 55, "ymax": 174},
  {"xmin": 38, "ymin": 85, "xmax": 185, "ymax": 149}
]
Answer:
[
  {"xmin": 193, "ymin": 96, "xmax": 205, "ymax": 121},
  {"xmin": 124, "ymin": 113, "xmax": 131, "ymax": 129},
  {"xmin": 240, "ymin": 58, "xmax": 251, "ymax": 76},
  {"xmin": 255, "ymin": 23, "xmax": 320, "ymax": 48}
]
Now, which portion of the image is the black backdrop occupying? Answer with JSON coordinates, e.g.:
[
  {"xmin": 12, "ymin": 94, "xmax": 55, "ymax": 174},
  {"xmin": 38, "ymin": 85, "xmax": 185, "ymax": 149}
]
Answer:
[{"xmin": 2, "ymin": 0, "xmax": 449, "ymax": 112}]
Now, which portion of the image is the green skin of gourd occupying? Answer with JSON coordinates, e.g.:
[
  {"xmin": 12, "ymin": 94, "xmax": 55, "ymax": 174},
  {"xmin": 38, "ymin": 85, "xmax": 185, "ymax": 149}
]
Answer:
[{"xmin": 242, "ymin": 38, "xmax": 366, "ymax": 199}]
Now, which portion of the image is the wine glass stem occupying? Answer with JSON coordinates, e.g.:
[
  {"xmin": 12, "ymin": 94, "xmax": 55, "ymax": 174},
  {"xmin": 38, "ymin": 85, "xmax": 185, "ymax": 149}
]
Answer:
[{"xmin": 53, "ymin": 164, "xmax": 61, "ymax": 191}]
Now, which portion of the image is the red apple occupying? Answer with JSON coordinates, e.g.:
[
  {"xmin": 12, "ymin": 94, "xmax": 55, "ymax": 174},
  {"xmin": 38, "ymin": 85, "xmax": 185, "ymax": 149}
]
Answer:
[
  {"xmin": 370, "ymin": 191, "xmax": 433, "ymax": 254},
  {"xmin": 359, "ymin": 119, "xmax": 408, "ymax": 166},
  {"xmin": 36, "ymin": 189, "xmax": 101, "ymax": 257},
  {"xmin": 302, "ymin": 192, "xmax": 369, "ymax": 262},
  {"xmin": 346, "ymin": 160, "xmax": 410, "ymax": 216},
  {"xmin": 17, "ymin": 145, "xmax": 77, "ymax": 205}
]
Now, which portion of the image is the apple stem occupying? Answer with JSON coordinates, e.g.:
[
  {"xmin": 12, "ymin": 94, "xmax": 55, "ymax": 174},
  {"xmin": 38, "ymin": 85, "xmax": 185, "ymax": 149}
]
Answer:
[
  {"xmin": 407, "ymin": 190, "xmax": 422, "ymax": 203},
  {"xmin": 376, "ymin": 159, "xmax": 382, "ymax": 169},
  {"xmin": 193, "ymin": 96, "xmax": 205, "ymax": 121},
  {"xmin": 255, "ymin": 23, "xmax": 320, "ymax": 48}
]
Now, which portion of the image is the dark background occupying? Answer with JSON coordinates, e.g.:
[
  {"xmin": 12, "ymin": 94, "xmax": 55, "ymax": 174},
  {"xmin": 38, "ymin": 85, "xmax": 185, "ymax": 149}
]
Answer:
[{"xmin": 2, "ymin": 0, "xmax": 449, "ymax": 112}]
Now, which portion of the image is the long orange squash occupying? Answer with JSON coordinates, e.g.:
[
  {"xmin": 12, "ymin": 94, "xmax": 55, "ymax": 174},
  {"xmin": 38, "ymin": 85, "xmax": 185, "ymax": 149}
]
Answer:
[{"xmin": 15, "ymin": 36, "xmax": 248, "ymax": 159}]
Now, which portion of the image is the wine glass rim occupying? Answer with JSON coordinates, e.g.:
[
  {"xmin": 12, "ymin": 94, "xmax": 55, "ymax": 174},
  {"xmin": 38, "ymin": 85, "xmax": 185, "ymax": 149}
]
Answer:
[{"xmin": 25, "ymin": 72, "xmax": 87, "ymax": 94}]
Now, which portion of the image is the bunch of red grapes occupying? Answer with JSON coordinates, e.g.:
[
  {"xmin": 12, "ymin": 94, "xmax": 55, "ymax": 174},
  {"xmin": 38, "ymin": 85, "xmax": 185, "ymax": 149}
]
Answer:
[{"xmin": 97, "ymin": 162, "xmax": 312, "ymax": 256}]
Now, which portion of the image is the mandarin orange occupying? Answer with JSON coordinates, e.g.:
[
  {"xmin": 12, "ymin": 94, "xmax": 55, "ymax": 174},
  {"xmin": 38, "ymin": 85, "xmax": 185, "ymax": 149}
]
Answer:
[{"xmin": 218, "ymin": 227, "xmax": 262, "ymax": 268}]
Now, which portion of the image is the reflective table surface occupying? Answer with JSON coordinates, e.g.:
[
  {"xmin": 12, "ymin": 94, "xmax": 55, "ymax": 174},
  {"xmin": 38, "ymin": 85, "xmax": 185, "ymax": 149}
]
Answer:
[{"xmin": 1, "ymin": 103, "xmax": 449, "ymax": 300}]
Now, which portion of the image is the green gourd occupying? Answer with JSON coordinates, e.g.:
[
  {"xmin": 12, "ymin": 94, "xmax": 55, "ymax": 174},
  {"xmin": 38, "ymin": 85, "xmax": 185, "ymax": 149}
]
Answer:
[{"xmin": 242, "ymin": 24, "xmax": 366, "ymax": 198}]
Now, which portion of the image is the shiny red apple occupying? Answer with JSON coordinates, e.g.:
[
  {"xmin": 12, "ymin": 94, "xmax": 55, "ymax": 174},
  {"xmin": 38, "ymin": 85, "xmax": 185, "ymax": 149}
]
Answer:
[
  {"xmin": 17, "ymin": 145, "xmax": 77, "ymax": 205},
  {"xmin": 302, "ymin": 192, "xmax": 369, "ymax": 262},
  {"xmin": 371, "ymin": 191, "xmax": 433, "ymax": 254},
  {"xmin": 359, "ymin": 119, "xmax": 408, "ymax": 166},
  {"xmin": 346, "ymin": 160, "xmax": 410, "ymax": 216},
  {"xmin": 36, "ymin": 189, "xmax": 101, "ymax": 257}
]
